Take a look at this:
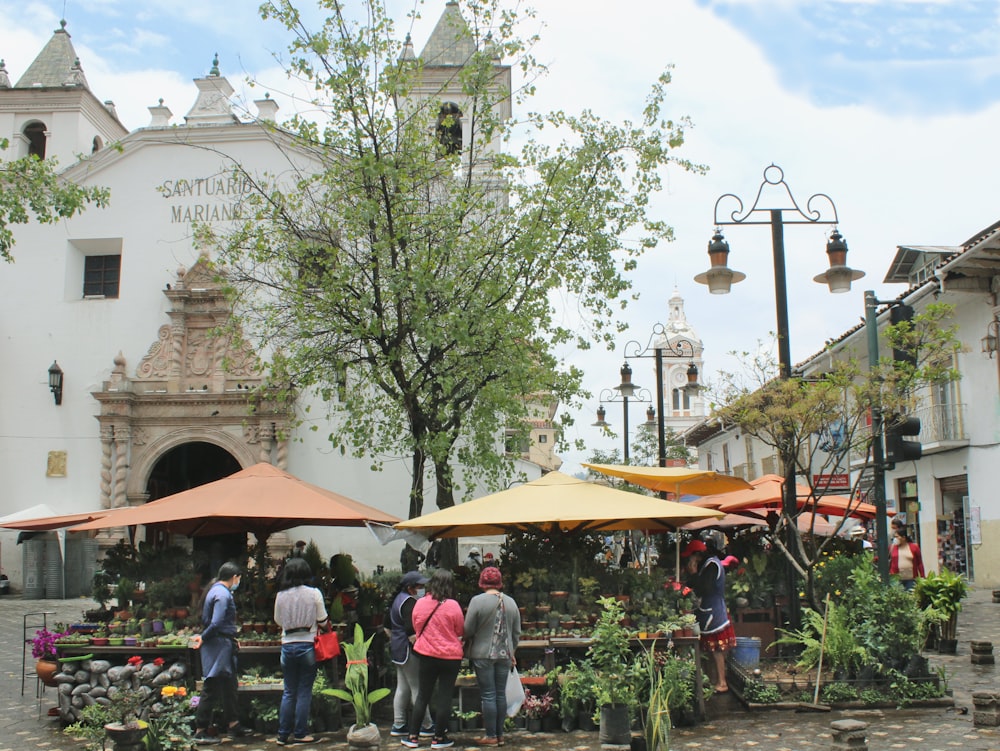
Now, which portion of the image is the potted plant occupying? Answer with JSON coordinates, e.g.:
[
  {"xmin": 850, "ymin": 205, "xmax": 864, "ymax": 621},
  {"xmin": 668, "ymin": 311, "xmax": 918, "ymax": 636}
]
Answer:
[
  {"xmin": 588, "ymin": 596, "xmax": 638, "ymax": 745},
  {"xmin": 521, "ymin": 690, "xmax": 554, "ymax": 732},
  {"xmin": 32, "ymin": 627, "xmax": 63, "ymax": 687},
  {"xmin": 916, "ymin": 567, "xmax": 969, "ymax": 654},
  {"xmin": 636, "ymin": 641, "xmax": 672, "ymax": 751},
  {"xmin": 557, "ymin": 661, "xmax": 597, "ymax": 731},
  {"xmin": 145, "ymin": 685, "xmax": 195, "ymax": 751},
  {"xmin": 323, "ymin": 624, "xmax": 391, "ymax": 749},
  {"xmin": 101, "ymin": 688, "xmax": 150, "ymax": 751}
]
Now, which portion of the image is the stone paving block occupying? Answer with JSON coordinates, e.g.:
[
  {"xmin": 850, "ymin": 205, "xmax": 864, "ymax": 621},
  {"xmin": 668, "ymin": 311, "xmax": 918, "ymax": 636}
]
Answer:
[
  {"xmin": 974, "ymin": 692, "xmax": 1000, "ymax": 727},
  {"xmin": 830, "ymin": 718, "xmax": 868, "ymax": 750}
]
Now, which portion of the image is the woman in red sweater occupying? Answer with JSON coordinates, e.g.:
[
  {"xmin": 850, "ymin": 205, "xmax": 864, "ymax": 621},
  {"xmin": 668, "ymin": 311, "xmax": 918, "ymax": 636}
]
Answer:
[
  {"xmin": 889, "ymin": 529, "xmax": 925, "ymax": 591},
  {"xmin": 402, "ymin": 569, "xmax": 464, "ymax": 750}
]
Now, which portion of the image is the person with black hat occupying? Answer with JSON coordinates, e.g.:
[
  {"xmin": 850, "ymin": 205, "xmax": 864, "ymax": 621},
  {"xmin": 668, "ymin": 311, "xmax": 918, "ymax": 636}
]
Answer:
[
  {"xmin": 387, "ymin": 571, "xmax": 434, "ymax": 738},
  {"xmin": 682, "ymin": 539, "xmax": 736, "ymax": 693}
]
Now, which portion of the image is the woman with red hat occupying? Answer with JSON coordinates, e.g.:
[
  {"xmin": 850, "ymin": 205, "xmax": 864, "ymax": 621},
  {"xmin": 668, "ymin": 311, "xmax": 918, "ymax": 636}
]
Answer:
[
  {"xmin": 682, "ymin": 538, "xmax": 736, "ymax": 693},
  {"xmin": 464, "ymin": 566, "xmax": 521, "ymax": 746}
]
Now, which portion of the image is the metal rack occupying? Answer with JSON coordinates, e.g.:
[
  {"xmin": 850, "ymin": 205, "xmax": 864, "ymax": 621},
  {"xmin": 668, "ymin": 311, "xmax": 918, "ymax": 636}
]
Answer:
[{"xmin": 22, "ymin": 610, "xmax": 56, "ymax": 702}]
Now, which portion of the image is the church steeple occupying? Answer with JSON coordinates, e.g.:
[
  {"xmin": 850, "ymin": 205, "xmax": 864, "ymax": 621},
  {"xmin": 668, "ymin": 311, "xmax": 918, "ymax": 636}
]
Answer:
[
  {"xmin": 0, "ymin": 20, "xmax": 126, "ymax": 165},
  {"xmin": 15, "ymin": 20, "xmax": 90, "ymax": 91}
]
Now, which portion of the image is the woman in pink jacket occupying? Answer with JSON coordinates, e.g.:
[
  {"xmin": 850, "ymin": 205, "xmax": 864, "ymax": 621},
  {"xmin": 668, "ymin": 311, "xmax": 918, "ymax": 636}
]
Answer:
[{"xmin": 401, "ymin": 569, "xmax": 464, "ymax": 750}]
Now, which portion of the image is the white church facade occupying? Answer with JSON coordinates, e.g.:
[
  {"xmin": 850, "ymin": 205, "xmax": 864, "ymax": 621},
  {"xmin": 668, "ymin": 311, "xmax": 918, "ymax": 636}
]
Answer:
[{"xmin": 0, "ymin": 7, "xmax": 556, "ymax": 591}]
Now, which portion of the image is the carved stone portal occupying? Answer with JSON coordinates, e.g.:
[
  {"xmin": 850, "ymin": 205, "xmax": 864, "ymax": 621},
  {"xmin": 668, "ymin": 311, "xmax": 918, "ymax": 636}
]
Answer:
[{"xmin": 92, "ymin": 252, "xmax": 292, "ymax": 518}]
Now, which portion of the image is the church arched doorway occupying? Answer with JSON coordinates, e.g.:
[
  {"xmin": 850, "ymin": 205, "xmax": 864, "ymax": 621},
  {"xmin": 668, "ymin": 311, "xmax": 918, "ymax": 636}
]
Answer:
[{"xmin": 145, "ymin": 442, "xmax": 244, "ymax": 581}]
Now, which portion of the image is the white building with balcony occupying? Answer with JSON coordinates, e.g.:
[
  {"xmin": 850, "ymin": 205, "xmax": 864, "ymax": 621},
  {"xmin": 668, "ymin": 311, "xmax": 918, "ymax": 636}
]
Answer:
[{"xmin": 686, "ymin": 223, "xmax": 1000, "ymax": 586}]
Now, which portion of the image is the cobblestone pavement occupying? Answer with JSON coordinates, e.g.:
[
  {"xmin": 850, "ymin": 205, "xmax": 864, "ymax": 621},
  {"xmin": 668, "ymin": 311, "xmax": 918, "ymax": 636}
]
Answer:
[{"xmin": 2, "ymin": 589, "xmax": 999, "ymax": 750}]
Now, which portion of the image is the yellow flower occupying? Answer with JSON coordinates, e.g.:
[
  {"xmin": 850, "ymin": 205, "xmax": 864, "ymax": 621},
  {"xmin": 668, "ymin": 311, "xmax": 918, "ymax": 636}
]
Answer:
[
  {"xmin": 834, "ymin": 590, "xmax": 841, "ymax": 596},
  {"xmin": 161, "ymin": 685, "xmax": 178, "ymax": 697}
]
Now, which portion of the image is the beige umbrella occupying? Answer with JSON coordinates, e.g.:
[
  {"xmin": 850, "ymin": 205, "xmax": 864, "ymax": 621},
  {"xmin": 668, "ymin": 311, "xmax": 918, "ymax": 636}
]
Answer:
[
  {"xmin": 583, "ymin": 464, "xmax": 754, "ymax": 572},
  {"xmin": 66, "ymin": 462, "xmax": 399, "ymax": 538},
  {"xmin": 394, "ymin": 470, "xmax": 724, "ymax": 539}
]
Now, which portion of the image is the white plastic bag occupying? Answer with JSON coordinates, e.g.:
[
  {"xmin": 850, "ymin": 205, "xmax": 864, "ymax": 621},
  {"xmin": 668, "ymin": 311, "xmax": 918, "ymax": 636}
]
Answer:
[{"xmin": 505, "ymin": 666, "xmax": 526, "ymax": 716}]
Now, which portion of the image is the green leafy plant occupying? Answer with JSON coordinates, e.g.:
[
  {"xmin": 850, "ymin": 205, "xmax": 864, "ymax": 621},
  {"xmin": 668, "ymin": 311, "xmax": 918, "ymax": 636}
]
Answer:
[
  {"xmin": 556, "ymin": 660, "xmax": 597, "ymax": 719},
  {"xmin": 323, "ymin": 624, "xmax": 391, "ymax": 727},
  {"xmin": 742, "ymin": 680, "xmax": 781, "ymax": 704},
  {"xmin": 146, "ymin": 686, "xmax": 194, "ymax": 751},
  {"xmin": 773, "ymin": 600, "xmax": 870, "ymax": 677},
  {"xmin": 820, "ymin": 682, "xmax": 859, "ymax": 704},
  {"xmin": 636, "ymin": 642, "xmax": 672, "ymax": 751},
  {"xmin": 586, "ymin": 596, "xmax": 638, "ymax": 710},
  {"xmin": 915, "ymin": 567, "xmax": 968, "ymax": 640}
]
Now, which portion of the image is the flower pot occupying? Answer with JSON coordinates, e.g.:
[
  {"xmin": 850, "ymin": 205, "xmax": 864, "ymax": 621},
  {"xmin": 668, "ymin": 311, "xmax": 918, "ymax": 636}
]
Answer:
[
  {"xmin": 526, "ymin": 717, "xmax": 542, "ymax": 732},
  {"xmin": 577, "ymin": 709, "xmax": 597, "ymax": 731},
  {"xmin": 91, "ymin": 637, "xmax": 109, "ymax": 646},
  {"xmin": 104, "ymin": 721, "xmax": 148, "ymax": 751},
  {"xmin": 35, "ymin": 659, "xmax": 60, "ymax": 687},
  {"xmin": 541, "ymin": 715, "xmax": 560, "ymax": 732},
  {"xmin": 346, "ymin": 722, "xmax": 380, "ymax": 749},
  {"xmin": 938, "ymin": 638, "xmax": 958, "ymax": 654},
  {"xmin": 599, "ymin": 704, "xmax": 631, "ymax": 746}
]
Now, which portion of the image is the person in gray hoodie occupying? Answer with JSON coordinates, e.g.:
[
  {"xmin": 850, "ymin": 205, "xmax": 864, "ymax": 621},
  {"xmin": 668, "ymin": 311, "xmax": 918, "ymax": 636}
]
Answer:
[{"xmin": 463, "ymin": 566, "xmax": 521, "ymax": 747}]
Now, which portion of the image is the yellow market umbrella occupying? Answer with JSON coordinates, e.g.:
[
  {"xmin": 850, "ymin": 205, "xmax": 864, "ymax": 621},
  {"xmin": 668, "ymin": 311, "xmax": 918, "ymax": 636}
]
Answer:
[
  {"xmin": 394, "ymin": 471, "xmax": 724, "ymax": 539},
  {"xmin": 583, "ymin": 464, "xmax": 753, "ymax": 575},
  {"xmin": 582, "ymin": 464, "xmax": 753, "ymax": 496}
]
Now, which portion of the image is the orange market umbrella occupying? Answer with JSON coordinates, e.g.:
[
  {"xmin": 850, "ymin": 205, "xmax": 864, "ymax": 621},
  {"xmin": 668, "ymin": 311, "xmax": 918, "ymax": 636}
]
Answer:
[
  {"xmin": 66, "ymin": 462, "xmax": 399, "ymax": 538},
  {"xmin": 681, "ymin": 509, "xmax": 838, "ymax": 536},
  {"xmin": 393, "ymin": 471, "xmax": 724, "ymax": 539},
  {"xmin": 0, "ymin": 507, "xmax": 108, "ymax": 531},
  {"xmin": 690, "ymin": 474, "xmax": 885, "ymax": 521}
]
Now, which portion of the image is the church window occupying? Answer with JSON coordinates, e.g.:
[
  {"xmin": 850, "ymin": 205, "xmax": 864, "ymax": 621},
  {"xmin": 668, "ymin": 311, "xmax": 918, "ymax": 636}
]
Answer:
[
  {"xmin": 92, "ymin": 135, "xmax": 103, "ymax": 153},
  {"xmin": 83, "ymin": 254, "xmax": 121, "ymax": 298},
  {"xmin": 671, "ymin": 387, "xmax": 691, "ymax": 413},
  {"xmin": 436, "ymin": 102, "xmax": 463, "ymax": 154},
  {"xmin": 24, "ymin": 122, "xmax": 47, "ymax": 159}
]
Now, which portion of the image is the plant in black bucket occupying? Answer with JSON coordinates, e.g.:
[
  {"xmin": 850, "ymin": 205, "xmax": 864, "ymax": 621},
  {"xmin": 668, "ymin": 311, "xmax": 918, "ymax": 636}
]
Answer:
[{"xmin": 915, "ymin": 568, "xmax": 968, "ymax": 654}]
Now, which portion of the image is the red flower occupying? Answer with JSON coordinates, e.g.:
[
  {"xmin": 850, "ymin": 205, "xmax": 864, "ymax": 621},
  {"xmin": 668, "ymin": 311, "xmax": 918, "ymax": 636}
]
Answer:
[
  {"xmin": 153, "ymin": 657, "xmax": 165, "ymax": 666},
  {"xmin": 127, "ymin": 655, "xmax": 143, "ymax": 666}
]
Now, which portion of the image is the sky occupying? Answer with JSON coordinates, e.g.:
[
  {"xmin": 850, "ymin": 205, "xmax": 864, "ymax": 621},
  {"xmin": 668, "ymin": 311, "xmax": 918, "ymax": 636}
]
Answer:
[{"xmin": 3, "ymin": 0, "xmax": 1000, "ymax": 478}]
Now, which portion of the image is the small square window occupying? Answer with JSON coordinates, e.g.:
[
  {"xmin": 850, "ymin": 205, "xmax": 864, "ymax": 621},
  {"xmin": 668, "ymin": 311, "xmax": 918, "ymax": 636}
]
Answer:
[
  {"xmin": 83, "ymin": 254, "xmax": 121, "ymax": 298},
  {"xmin": 538, "ymin": 434, "xmax": 548, "ymax": 444}
]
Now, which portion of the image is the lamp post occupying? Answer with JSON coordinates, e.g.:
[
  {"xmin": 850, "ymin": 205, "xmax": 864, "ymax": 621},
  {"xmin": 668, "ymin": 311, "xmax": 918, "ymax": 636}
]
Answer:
[
  {"xmin": 622, "ymin": 325, "xmax": 701, "ymax": 489},
  {"xmin": 593, "ymin": 362, "xmax": 652, "ymax": 462},
  {"xmin": 695, "ymin": 164, "xmax": 864, "ymax": 631}
]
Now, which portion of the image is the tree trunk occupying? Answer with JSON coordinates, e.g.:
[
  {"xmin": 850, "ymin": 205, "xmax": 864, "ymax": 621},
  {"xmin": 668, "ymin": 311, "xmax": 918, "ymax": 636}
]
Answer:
[
  {"xmin": 434, "ymin": 458, "xmax": 458, "ymax": 570},
  {"xmin": 408, "ymin": 448, "xmax": 426, "ymax": 519}
]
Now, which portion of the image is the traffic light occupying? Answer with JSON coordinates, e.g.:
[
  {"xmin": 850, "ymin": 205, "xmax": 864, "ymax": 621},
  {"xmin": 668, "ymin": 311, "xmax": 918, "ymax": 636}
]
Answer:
[
  {"xmin": 884, "ymin": 415, "xmax": 922, "ymax": 467},
  {"xmin": 889, "ymin": 304, "xmax": 916, "ymax": 368}
]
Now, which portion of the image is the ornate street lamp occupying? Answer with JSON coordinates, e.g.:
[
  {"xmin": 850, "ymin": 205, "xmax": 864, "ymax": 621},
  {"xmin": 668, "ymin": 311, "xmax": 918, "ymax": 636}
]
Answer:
[
  {"xmin": 694, "ymin": 164, "xmax": 863, "ymax": 631},
  {"xmin": 593, "ymin": 361, "xmax": 652, "ymax": 463},
  {"xmin": 622, "ymin": 326, "xmax": 702, "ymax": 485}
]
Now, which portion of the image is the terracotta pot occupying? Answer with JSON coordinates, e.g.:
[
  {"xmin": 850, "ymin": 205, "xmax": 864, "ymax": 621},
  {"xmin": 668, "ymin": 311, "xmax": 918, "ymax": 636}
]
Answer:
[{"xmin": 35, "ymin": 659, "xmax": 60, "ymax": 687}]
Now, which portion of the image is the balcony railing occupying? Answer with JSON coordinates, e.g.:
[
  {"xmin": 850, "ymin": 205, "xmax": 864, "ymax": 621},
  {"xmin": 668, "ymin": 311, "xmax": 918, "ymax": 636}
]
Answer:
[{"xmin": 912, "ymin": 403, "xmax": 968, "ymax": 444}]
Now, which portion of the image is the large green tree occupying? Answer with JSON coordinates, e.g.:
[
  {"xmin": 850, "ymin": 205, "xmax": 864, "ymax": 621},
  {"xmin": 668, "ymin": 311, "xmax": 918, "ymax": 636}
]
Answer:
[
  {"xmin": 210, "ymin": 0, "xmax": 701, "ymax": 566},
  {"xmin": 0, "ymin": 141, "xmax": 110, "ymax": 261}
]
